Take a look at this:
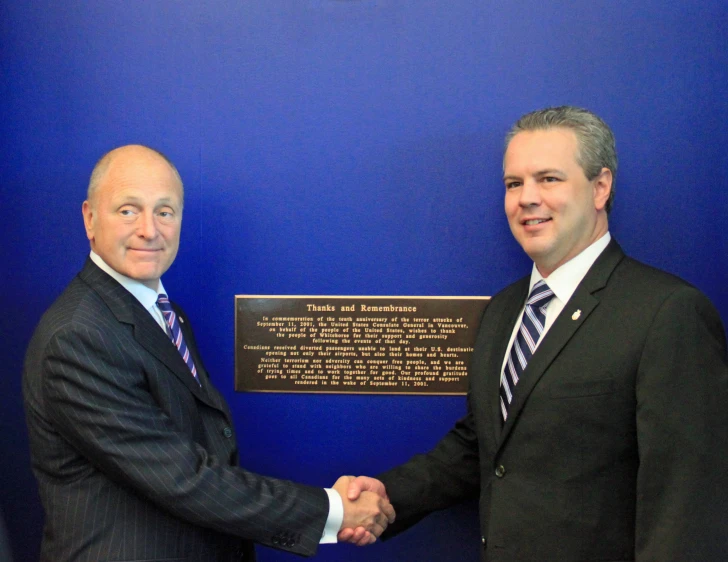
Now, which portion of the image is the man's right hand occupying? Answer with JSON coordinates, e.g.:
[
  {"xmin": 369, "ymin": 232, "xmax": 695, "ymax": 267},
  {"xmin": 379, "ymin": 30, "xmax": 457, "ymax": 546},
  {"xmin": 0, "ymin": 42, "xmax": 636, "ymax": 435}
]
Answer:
[{"xmin": 332, "ymin": 475, "xmax": 395, "ymax": 546}]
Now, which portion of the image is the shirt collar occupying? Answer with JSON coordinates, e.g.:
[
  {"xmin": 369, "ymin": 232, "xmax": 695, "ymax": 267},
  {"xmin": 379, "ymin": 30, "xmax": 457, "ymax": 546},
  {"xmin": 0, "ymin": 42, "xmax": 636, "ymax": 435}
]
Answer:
[
  {"xmin": 529, "ymin": 232, "xmax": 611, "ymax": 303},
  {"xmin": 89, "ymin": 251, "xmax": 168, "ymax": 310}
]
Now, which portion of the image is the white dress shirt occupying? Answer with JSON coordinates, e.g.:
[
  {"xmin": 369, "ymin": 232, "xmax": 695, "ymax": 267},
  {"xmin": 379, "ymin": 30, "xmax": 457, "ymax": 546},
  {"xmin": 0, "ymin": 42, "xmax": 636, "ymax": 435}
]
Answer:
[
  {"xmin": 89, "ymin": 251, "xmax": 168, "ymax": 331},
  {"xmin": 500, "ymin": 232, "xmax": 612, "ymax": 376}
]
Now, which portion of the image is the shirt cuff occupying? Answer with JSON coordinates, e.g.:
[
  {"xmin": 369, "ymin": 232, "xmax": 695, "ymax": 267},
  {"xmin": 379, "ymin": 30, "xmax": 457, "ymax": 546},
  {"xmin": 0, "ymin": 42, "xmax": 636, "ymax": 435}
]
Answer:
[{"xmin": 320, "ymin": 488, "xmax": 344, "ymax": 543}]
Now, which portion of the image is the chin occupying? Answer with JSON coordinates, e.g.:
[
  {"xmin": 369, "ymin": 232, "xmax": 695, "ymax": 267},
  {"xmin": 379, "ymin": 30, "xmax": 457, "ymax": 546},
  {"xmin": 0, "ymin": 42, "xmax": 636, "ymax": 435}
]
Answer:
[
  {"xmin": 127, "ymin": 268, "xmax": 161, "ymax": 283},
  {"xmin": 521, "ymin": 241, "xmax": 551, "ymax": 259}
]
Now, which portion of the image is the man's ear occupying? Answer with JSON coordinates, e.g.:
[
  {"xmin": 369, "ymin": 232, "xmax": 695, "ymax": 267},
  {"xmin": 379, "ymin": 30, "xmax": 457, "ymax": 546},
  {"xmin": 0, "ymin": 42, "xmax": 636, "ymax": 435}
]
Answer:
[
  {"xmin": 82, "ymin": 200, "xmax": 95, "ymax": 242},
  {"xmin": 593, "ymin": 167, "xmax": 613, "ymax": 211}
]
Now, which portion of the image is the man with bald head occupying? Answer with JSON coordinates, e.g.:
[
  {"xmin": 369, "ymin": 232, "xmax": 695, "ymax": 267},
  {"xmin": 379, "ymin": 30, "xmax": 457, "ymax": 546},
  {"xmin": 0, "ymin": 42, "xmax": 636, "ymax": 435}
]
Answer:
[{"xmin": 23, "ymin": 145, "xmax": 393, "ymax": 562}]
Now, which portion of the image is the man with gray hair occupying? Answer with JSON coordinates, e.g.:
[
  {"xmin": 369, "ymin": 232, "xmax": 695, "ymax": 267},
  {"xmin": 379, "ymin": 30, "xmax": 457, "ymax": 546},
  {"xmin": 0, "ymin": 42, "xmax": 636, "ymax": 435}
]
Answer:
[{"xmin": 342, "ymin": 106, "xmax": 728, "ymax": 560}]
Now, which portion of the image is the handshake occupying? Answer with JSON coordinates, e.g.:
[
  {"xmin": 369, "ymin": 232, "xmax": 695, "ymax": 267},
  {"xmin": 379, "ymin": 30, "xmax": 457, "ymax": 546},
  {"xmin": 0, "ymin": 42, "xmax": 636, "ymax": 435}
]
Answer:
[{"xmin": 332, "ymin": 475, "xmax": 395, "ymax": 546}]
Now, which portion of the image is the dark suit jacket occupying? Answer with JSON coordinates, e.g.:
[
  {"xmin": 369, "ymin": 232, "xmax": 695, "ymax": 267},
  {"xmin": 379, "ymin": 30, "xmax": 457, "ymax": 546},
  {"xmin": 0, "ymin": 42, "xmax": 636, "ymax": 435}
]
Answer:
[
  {"xmin": 23, "ymin": 259, "xmax": 329, "ymax": 562},
  {"xmin": 380, "ymin": 240, "xmax": 728, "ymax": 561},
  {"xmin": 0, "ymin": 508, "xmax": 13, "ymax": 562}
]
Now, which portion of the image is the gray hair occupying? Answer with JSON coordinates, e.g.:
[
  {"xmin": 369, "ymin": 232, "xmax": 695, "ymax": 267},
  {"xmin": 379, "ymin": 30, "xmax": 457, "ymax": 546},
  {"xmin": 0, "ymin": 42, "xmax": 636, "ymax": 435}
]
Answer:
[
  {"xmin": 505, "ymin": 106, "xmax": 617, "ymax": 213},
  {"xmin": 87, "ymin": 145, "xmax": 183, "ymax": 203}
]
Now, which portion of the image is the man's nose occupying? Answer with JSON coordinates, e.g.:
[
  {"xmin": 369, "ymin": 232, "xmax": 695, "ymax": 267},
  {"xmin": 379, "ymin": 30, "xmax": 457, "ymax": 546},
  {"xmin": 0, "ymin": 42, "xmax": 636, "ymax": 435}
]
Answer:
[
  {"xmin": 519, "ymin": 179, "xmax": 541, "ymax": 207},
  {"xmin": 136, "ymin": 211, "xmax": 158, "ymax": 238}
]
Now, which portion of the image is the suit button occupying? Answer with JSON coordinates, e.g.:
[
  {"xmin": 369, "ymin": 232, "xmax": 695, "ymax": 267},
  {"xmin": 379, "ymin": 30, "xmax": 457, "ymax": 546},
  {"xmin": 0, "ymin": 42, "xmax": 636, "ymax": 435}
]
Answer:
[
  {"xmin": 495, "ymin": 465, "xmax": 506, "ymax": 478},
  {"xmin": 223, "ymin": 427, "xmax": 233, "ymax": 438},
  {"xmin": 481, "ymin": 536, "xmax": 486, "ymax": 545}
]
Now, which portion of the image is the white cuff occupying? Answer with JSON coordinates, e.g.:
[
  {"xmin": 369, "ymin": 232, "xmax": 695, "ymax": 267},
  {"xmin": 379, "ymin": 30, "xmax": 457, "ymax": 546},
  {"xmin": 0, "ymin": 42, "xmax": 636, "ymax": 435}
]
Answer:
[{"xmin": 320, "ymin": 488, "xmax": 344, "ymax": 543}]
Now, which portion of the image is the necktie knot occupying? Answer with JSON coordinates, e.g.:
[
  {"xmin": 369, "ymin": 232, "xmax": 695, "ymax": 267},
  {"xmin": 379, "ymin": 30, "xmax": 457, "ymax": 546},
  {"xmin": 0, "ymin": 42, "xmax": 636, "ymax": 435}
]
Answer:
[
  {"xmin": 156, "ymin": 294, "xmax": 173, "ymax": 312},
  {"xmin": 527, "ymin": 280, "xmax": 554, "ymax": 306}
]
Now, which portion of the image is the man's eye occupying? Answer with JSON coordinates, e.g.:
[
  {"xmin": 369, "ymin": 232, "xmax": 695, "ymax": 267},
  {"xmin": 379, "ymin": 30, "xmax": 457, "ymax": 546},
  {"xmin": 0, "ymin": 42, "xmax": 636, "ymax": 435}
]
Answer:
[
  {"xmin": 158, "ymin": 211, "xmax": 174, "ymax": 218},
  {"xmin": 505, "ymin": 181, "xmax": 521, "ymax": 189},
  {"xmin": 119, "ymin": 209, "xmax": 135, "ymax": 216},
  {"xmin": 542, "ymin": 176, "xmax": 559, "ymax": 183}
]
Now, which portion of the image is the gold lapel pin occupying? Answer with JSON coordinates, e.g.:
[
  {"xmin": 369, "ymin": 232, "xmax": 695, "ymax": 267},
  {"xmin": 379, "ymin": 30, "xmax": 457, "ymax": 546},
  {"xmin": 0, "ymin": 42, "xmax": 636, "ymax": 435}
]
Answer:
[{"xmin": 571, "ymin": 309, "xmax": 581, "ymax": 321}]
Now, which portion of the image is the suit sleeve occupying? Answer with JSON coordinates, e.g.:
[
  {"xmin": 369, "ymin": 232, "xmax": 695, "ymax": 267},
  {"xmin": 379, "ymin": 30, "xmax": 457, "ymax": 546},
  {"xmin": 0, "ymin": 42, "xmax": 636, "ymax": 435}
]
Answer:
[
  {"xmin": 378, "ymin": 391, "xmax": 481, "ymax": 537},
  {"xmin": 634, "ymin": 286, "xmax": 728, "ymax": 560},
  {"xmin": 39, "ymin": 321, "xmax": 328, "ymax": 557}
]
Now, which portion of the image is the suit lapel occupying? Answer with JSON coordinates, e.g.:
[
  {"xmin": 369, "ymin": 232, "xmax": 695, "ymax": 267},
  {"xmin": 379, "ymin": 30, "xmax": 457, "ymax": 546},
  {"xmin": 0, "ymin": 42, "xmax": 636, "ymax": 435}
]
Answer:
[
  {"xmin": 496, "ymin": 240, "xmax": 625, "ymax": 448},
  {"xmin": 79, "ymin": 259, "xmax": 220, "ymax": 409}
]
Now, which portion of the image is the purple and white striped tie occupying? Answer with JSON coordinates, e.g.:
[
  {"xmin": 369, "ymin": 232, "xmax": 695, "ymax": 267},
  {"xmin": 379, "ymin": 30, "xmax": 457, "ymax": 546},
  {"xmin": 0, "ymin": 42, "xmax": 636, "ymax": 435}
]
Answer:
[
  {"xmin": 499, "ymin": 280, "xmax": 554, "ymax": 422},
  {"xmin": 156, "ymin": 294, "xmax": 201, "ymax": 386}
]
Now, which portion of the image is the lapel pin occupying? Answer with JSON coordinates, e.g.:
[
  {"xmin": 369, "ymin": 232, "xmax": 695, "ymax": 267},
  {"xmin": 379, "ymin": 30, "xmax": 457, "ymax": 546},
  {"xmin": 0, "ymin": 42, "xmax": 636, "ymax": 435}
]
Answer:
[
  {"xmin": 571, "ymin": 309, "xmax": 581, "ymax": 321},
  {"xmin": 179, "ymin": 317, "xmax": 185, "ymax": 323}
]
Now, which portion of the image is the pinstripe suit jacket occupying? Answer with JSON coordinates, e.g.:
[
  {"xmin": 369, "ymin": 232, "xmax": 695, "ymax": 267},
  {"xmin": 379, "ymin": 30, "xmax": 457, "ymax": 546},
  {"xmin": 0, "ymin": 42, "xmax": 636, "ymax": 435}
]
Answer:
[{"xmin": 23, "ymin": 259, "xmax": 329, "ymax": 562}]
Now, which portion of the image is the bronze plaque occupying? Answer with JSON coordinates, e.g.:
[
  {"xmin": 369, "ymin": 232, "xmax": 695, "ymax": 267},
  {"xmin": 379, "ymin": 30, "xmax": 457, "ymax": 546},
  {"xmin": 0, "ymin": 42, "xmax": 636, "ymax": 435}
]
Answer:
[{"xmin": 235, "ymin": 296, "xmax": 489, "ymax": 394}]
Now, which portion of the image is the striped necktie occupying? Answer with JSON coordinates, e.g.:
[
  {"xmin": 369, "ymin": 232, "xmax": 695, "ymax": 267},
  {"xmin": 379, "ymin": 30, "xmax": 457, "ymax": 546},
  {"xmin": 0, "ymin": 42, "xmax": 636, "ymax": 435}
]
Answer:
[
  {"xmin": 499, "ymin": 280, "xmax": 554, "ymax": 421},
  {"xmin": 156, "ymin": 294, "xmax": 201, "ymax": 386}
]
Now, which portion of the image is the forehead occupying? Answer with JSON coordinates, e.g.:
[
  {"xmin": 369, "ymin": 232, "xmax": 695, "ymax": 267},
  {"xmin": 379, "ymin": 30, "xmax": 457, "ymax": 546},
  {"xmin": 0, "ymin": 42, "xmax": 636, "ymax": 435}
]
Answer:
[
  {"xmin": 96, "ymin": 151, "xmax": 183, "ymax": 204},
  {"xmin": 504, "ymin": 128, "xmax": 580, "ymax": 172}
]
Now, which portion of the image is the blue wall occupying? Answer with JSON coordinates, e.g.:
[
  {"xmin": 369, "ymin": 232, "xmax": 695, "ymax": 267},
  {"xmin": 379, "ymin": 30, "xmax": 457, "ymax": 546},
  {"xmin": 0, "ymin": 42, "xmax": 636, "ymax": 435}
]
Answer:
[{"xmin": 1, "ymin": 1, "xmax": 726, "ymax": 560}]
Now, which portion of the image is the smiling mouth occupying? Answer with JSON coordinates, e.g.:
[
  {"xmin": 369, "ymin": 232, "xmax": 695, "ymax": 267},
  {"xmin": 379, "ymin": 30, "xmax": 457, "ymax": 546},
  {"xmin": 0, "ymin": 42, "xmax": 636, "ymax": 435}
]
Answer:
[{"xmin": 523, "ymin": 218, "xmax": 551, "ymax": 226}]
